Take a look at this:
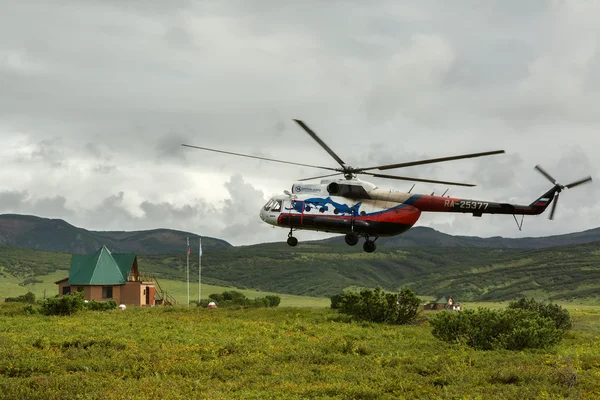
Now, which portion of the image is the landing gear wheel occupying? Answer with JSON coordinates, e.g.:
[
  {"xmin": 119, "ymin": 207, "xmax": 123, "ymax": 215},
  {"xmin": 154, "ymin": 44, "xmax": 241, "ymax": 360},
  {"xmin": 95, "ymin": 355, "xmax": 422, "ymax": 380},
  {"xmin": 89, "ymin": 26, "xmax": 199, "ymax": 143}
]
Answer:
[
  {"xmin": 344, "ymin": 233, "xmax": 359, "ymax": 246},
  {"xmin": 363, "ymin": 240, "xmax": 376, "ymax": 253},
  {"xmin": 287, "ymin": 236, "xmax": 298, "ymax": 247}
]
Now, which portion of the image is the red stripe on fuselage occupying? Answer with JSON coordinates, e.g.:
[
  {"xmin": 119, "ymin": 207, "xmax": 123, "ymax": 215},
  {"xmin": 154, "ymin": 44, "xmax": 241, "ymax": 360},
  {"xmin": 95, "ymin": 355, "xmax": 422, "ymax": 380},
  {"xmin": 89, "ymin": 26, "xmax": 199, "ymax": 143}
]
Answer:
[{"xmin": 277, "ymin": 204, "xmax": 422, "ymax": 226}]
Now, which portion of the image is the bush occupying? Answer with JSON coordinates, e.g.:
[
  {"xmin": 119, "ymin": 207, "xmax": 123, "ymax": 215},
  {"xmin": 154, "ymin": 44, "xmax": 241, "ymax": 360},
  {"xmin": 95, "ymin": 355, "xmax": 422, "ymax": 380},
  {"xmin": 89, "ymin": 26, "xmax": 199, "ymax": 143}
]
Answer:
[
  {"xmin": 84, "ymin": 299, "xmax": 117, "ymax": 311},
  {"xmin": 265, "ymin": 295, "xmax": 281, "ymax": 307},
  {"xmin": 330, "ymin": 293, "xmax": 344, "ymax": 309},
  {"xmin": 429, "ymin": 307, "xmax": 563, "ymax": 350},
  {"xmin": 209, "ymin": 291, "xmax": 247, "ymax": 304},
  {"xmin": 203, "ymin": 292, "xmax": 280, "ymax": 309},
  {"xmin": 337, "ymin": 288, "xmax": 421, "ymax": 325},
  {"xmin": 41, "ymin": 292, "xmax": 85, "ymax": 316},
  {"xmin": 5, "ymin": 292, "xmax": 36, "ymax": 303},
  {"xmin": 507, "ymin": 297, "xmax": 572, "ymax": 330}
]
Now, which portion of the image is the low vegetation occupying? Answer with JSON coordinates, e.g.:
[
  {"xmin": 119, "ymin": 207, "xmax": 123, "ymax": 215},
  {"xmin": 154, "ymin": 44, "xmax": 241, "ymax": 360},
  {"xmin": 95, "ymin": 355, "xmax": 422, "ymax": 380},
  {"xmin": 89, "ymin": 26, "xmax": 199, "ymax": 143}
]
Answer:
[
  {"xmin": 429, "ymin": 308, "xmax": 564, "ymax": 350},
  {"xmin": 332, "ymin": 287, "xmax": 421, "ymax": 325},
  {"xmin": 197, "ymin": 290, "xmax": 281, "ymax": 309},
  {"xmin": 508, "ymin": 297, "xmax": 572, "ymax": 330},
  {"xmin": 20, "ymin": 292, "xmax": 118, "ymax": 316},
  {"xmin": 429, "ymin": 299, "xmax": 572, "ymax": 351},
  {"xmin": 4, "ymin": 292, "xmax": 36, "ymax": 304},
  {"xmin": 0, "ymin": 303, "xmax": 599, "ymax": 398}
]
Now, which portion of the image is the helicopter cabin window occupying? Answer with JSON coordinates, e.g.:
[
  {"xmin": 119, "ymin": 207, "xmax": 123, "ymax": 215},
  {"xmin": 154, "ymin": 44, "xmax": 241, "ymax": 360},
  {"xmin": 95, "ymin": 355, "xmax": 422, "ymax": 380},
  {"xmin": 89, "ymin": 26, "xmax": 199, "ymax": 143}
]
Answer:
[
  {"xmin": 271, "ymin": 200, "xmax": 282, "ymax": 212},
  {"xmin": 263, "ymin": 200, "xmax": 275, "ymax": 211}
]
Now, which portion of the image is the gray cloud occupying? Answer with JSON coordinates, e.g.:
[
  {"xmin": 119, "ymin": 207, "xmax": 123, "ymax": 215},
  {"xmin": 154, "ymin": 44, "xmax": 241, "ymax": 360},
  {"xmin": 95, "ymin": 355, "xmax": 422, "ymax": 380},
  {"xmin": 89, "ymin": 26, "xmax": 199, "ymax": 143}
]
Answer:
[{"xmin": 1, "ymin": 1, "xmax": 599, "ymax": 245}]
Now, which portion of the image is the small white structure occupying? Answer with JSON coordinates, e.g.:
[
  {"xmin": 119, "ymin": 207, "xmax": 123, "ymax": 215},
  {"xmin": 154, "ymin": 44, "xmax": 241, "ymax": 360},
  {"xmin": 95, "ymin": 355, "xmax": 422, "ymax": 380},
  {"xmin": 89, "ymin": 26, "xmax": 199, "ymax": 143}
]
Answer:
[
  {"xmin": 207, "ymin": 302, "xmax": 217, "ymax": 309},
  {"xmin": 119, "ymin": 304, "xmax": 127, "ymax": 310}
]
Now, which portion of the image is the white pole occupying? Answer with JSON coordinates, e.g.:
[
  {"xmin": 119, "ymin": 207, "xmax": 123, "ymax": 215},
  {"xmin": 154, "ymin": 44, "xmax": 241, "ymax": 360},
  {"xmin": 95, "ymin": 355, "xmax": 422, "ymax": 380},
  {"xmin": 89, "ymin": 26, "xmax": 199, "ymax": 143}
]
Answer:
[
  {"xmin": 186, "ymin": 236, "xmax": 190, "ymax": 307},
  {"xmin": 198, "ymin": 238, "xmax": 202, "ymax": 305}
]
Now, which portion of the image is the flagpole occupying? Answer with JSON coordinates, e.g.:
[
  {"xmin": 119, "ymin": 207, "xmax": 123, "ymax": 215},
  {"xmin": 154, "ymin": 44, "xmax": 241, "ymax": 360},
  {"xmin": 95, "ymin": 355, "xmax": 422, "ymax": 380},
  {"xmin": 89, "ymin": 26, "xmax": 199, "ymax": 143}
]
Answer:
[
  {"xmin": 198, "ymin": 238, "xmax": 202, "ymax": 305},
  {"xmin": 186, "ymin": 236, "xmax": 190, "ymax": 307}
]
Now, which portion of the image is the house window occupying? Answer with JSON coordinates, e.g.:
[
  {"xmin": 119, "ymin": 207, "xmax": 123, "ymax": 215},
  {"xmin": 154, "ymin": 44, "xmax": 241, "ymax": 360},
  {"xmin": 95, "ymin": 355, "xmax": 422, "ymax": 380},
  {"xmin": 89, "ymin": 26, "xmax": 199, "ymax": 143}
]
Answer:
[
  {"xmin": 102, "ymin": 286, "xmax": 113, "ymax": 299},
  {"xmin": 62, "ymin": 286, "xmax": 71, "ymax": 295}
]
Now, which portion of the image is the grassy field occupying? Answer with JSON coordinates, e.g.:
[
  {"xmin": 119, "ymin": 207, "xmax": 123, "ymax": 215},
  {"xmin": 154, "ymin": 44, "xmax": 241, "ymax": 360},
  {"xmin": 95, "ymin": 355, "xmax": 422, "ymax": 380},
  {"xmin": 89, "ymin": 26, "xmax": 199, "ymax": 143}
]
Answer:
[
  {"xmin": 152, "ymin": 278, "xmax": 330, "ymax": 308},
  {"xmin": 0, "ymin": 268, "xmax": 330, "ymax": 308},
  {"xmin": 0, "ymin": 303, "xmax": 599, "ymax": 399}
]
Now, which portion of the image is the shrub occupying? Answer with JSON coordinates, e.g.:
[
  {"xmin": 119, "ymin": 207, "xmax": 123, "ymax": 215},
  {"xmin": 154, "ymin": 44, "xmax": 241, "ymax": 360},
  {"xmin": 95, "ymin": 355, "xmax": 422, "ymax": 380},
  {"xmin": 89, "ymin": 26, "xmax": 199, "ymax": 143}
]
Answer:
[
  {"xmin": 265, "ymin": 295, "xmax": 281, "ymax": 307},
  {"xmin": 209, "ymin": 291, "xmax": 247, "ymax": 304},
  {"xmin": 84, "ymin": 299, "xmax": 117, "ymax": 311},
  {"xmin": 330, "ymin": 293, "xmax": 344, "ymax": 309},
  {"xmin": 429, "ymin": 307, "xmax": 563, "ymax": 350},
  {"xmin": 507, "ymin": 297, "xmax": 572, "ymax": 330},
  {"xmin": 337, "ymin": 288, "xmax": 421, "ymax": 325},
  {"xmin": 5, "ymin": 292, "xmax": 36, "ymax": 303},
  {"xmin": 203, "ymin": 292, "xmax": 280, "ymax": 309},
  {"xmin": 41, "ymin": 292, "xmax": 85, "ymax": 316}
]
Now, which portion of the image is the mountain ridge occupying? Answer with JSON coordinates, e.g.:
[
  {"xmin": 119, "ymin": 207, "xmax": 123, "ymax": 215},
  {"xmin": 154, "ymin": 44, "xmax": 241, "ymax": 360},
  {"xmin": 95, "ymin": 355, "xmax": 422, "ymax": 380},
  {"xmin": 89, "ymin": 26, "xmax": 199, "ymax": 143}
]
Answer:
[
  {"xmin": 0, "ymin": 214, "xmax": 232, "ymax": 255},
  {"xmin": 2, "ymin": 213, "xmax": 600, "ymax": 254},
  {"xmin": 311, "ymin": 225, "xmax": 600, "ymax": 249}
]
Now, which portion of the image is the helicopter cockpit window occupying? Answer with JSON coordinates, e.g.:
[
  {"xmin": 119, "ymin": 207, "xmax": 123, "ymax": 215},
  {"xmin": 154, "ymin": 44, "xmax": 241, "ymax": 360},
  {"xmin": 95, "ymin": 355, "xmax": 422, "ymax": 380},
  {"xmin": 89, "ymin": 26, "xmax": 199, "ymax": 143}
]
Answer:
[
  {"xmin": 271, "ymin": 200, "xmax": 282, "ymax": 212},
  {"xmin": 263, "ymin": 199, "xmax": 275, "ymax": 211}
]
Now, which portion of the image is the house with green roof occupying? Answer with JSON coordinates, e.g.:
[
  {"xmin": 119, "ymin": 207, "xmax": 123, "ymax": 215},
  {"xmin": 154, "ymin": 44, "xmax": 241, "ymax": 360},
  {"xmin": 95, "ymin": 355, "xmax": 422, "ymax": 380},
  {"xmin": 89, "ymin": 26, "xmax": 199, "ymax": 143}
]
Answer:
[
  {"xmin": 422, "ymin": 296, "xmax": 462, "ymax": 311},
  {"xmin": 55, "ymin": 245, "xmax": 165, "ymax": 306}
]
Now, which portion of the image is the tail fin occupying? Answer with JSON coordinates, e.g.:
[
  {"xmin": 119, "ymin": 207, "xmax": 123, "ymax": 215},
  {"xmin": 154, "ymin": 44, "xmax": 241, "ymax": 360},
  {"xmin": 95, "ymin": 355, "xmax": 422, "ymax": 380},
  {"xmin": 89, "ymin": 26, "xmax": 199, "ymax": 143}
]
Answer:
[{"xmin": 529, "ymin": 187, "xmax": 558, "ymax": 213}]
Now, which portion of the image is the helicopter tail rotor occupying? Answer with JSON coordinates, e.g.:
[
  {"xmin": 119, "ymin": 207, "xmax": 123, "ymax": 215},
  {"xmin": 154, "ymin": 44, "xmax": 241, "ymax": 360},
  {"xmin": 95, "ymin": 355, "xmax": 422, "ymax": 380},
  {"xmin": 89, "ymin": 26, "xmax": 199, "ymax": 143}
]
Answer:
[{"xmin": 533, "ymin": 165, "xmax": 592, "ymax": 220}]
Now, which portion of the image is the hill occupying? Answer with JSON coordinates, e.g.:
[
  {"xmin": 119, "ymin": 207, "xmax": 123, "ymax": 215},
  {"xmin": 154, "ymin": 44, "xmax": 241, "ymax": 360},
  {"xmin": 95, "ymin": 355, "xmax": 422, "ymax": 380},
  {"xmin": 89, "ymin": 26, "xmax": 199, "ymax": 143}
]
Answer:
[
  {"xmin": 3, "ymin": 213, "xmax": 600, "ymax": 255},
  {"xmin": 2, "ymin": 239, "xmax": 600, "ymax": 303},
  {"xmin": 1, "ymin": 213, "xmax": 599, "ymax": 303},
  {"xmin": 315, "ymin": 225, "xmax": 600, "ymax": 249},
  {"xmin": 0, "ymin": 214, "xmax": 231, "ymax": 254}
]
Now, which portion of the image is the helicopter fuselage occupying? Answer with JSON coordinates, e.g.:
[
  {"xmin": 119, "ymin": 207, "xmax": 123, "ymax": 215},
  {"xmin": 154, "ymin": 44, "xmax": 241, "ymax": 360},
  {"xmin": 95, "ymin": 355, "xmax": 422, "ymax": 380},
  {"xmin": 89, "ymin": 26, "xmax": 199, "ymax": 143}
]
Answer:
[
  {"xmin": 183, "ymin": 119, "xmax": 591, "ymax": 252},
  {"xmin": 259, "ymin": 178, "xmax": 551, "ymax": 237}
]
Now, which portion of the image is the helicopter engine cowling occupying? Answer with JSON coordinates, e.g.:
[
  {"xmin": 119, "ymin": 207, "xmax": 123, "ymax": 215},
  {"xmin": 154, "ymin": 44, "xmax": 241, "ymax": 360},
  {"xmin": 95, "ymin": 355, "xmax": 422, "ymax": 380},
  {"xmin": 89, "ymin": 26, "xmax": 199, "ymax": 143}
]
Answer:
[{"xmin": 327, "ymin": 182, "xmax": 339, "ymax": 194}]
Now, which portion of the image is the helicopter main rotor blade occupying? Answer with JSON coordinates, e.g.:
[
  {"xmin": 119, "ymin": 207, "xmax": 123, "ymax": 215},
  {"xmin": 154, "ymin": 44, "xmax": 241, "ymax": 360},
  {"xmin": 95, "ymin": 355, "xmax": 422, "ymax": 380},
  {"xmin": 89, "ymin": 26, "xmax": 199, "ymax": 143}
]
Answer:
[
  {"xmin": 361, "ymin": 150, "xmax": 505, "ymax": 172},
  {"xmin": 297, "ymin": 172, "xmax": 343, "ymax": 182},
  {"xmin": 181, "ymin": 144, "xmax": 339, "ymax": 172},
  {"xmin": 565, "ymin": 176, "xmax": 593, "ymax": 189},
  {"xmin": 293, "ymin": 119, "xmax": 347, "ymax": 168},
  {"xmin": 534, "ymin": 165, "xmax": 557, "ymax": 185},
  {"xmin": 366, "ymin": 172, "xmax": 476, "ymax": 187}
]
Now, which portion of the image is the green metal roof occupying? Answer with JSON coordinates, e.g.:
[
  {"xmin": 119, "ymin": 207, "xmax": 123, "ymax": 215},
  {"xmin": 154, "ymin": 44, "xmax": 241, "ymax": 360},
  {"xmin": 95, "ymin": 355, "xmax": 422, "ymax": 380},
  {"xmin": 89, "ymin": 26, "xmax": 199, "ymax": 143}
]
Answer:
[{"xmin": 68, "ymin": 245, "xmax": 136, "ymax": 285}]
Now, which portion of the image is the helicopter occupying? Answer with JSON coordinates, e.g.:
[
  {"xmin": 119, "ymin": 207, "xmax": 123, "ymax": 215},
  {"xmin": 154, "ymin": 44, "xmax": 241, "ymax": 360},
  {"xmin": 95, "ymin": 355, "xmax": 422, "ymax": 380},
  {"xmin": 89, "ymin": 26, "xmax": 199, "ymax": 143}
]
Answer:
[{"xmin": 182, "ymin": 120, "xmax": 592, "ymax": 252}]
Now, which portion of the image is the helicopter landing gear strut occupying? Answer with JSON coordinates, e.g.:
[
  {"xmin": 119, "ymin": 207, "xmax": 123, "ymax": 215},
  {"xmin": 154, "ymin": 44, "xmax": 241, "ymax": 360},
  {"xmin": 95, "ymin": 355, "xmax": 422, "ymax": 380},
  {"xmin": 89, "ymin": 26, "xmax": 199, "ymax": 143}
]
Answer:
[
  {"xmin": 363, "ymin": 236, "xmax": 378, "ymax": 253},
  {"xmin": 287, "ymin": 229, "xmax": 298, "ymax": 247}
]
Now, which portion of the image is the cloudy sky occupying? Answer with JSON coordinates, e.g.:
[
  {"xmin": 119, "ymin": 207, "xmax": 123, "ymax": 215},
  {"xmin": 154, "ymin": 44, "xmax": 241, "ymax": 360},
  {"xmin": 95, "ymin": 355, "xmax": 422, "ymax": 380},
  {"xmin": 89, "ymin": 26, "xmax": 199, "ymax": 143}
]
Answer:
[{"xmin": 1, "ymin": 1, "xmax": 599, "ymax": 246}]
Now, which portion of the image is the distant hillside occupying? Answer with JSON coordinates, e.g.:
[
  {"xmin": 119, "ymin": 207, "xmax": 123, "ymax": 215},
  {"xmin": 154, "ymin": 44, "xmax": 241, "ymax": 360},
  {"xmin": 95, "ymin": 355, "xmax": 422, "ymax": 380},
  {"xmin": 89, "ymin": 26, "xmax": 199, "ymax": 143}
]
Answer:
[
  {"xmin": 3, "ymin": 213, "xmax": 600, "ymax": 257},
  {"xmin": 314, "ymin": 226, "xmax": 600, "ymax": 249},
  {"xmin": 0, "ymin": 214, "xmax": 231, "ymax": 255},
  {"xmin": 3, "ymin": 239, "xmax": 600, "ymax": 303}
]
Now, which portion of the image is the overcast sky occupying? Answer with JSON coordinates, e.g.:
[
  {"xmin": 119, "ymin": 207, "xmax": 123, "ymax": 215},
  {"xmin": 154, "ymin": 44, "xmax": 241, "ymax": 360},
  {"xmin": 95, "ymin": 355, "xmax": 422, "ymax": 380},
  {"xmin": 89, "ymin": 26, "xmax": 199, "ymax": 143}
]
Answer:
[{"xmin": 1, "ymin": 1, "xmax": 599, "ymax": 246}]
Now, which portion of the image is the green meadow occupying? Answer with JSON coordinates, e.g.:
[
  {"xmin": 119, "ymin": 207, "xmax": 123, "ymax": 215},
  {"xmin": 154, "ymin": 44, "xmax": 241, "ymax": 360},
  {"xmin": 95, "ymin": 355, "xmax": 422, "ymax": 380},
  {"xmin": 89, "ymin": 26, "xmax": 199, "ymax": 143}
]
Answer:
[
  {"xmin": 0, "ymin": 268, "xmax": 330, "ymax": 308},
  {"xmin": 1, "ymin": 304, "xmax": 600, "ymax": 399}
]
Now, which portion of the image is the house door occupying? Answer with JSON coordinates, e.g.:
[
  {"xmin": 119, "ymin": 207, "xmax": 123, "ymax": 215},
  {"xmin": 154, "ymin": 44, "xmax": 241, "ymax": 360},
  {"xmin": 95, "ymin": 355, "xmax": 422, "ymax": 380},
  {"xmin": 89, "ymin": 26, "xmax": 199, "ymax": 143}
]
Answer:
[{"xmin": 145, "ymin": 286, "xmax": 150, "ymax": 305}]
